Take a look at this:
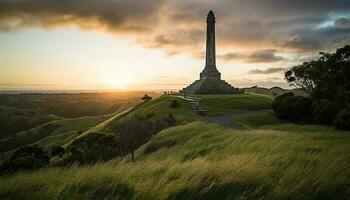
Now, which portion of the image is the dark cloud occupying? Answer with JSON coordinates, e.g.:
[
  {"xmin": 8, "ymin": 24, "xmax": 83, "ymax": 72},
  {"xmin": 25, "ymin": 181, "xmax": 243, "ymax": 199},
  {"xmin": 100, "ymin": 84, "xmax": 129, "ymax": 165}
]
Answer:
[
  {"xmin": 282, "ymin": 35, "xmax": 321, "ymax": 51},
  {"xmin": 0, "ymin": 0, "xmax": 350, "ymax": 60},
  {"xmin": 335, "ymin": 17, "xmax": 350, "ymax": 28},
  {"xmin": 0, "ymin": 0, "xmax": 165, "ymax": 33},
  {"xmin": 248, "ymin": 67, "xmax": 287, "ymax": 74},
  {"xmin": 218, "ymin": 50, "xmax": 285, "ymax": 63}
]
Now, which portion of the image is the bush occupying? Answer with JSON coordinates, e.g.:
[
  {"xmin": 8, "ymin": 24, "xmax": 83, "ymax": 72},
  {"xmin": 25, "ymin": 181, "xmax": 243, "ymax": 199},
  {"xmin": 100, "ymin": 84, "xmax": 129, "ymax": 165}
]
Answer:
[
  {"xmin": 335, "ymin": 91, "xmax": 350, "ymax": 109},
  {"xmin": 141, "ymin": 94, "xmax": 152, "ymax": 102},
  {"xmin": 272, "ymin": 93, "xmax": 312, "ymax": 122},
  {"xmin": 272, "ymin": 92, "xmax": 294, "ymax": 119},
  {"xmin": 0, "ymin": 145, "xmax": 49, "ymax": 174},
  {"xmin": 312, "ymin": 100, "xmax": 341, "ymax": 125},
  {"xmin": 51, "ymin": 145, "xmax": 65, "ymax": 157},
  {"xmin": 170, "ymin": 100, "xmax": 179, "ymax": 108},
  {"xmin": 334, "ymin": 109, "xmax": 350, "ymax": 130},
  {"xmin": 65, "ymin": 133, "xmax": 119, "ymax": 165}
]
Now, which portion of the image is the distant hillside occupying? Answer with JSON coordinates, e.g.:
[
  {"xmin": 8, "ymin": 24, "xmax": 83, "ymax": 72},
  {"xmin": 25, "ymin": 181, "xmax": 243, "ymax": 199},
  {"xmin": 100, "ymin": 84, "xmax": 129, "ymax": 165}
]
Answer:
[
  {"xmin": 0, "ymin": 106, "xmax": 58, "ymax": 139},
  {"xmin": 0, "ymin": 99, "xmax": 139, "ymax": 154},
  {"xmin": 244, "ymin": 86, "xmax": 307, "ymax": 97},
  {"xmin": 0, "ymin": 92, "xmax": 152, "ymax": 118}
]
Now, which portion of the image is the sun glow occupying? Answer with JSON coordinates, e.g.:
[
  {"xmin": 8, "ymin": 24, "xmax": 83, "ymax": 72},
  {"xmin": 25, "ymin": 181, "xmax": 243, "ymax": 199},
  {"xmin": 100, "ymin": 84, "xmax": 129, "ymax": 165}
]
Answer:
[{"xmin": 109, "ymin": 79, "xmax": 128, "ymax": 89}]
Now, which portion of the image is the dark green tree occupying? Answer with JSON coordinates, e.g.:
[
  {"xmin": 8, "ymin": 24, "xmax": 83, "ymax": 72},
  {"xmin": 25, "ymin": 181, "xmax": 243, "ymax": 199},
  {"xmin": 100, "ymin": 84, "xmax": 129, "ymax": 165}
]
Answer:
[
  {"xmin": 334, "ymin": 109, "xmax": 350, "ymax": 130},
  {"xmin": 285, "ymin": 45, "xmax": 350, "ymax": 99},
  {"xmin": 51, "ymin": 145, "xmax": 65, "ymax": 158},
  {"xmin": 141, "ymin": 94, "xmax": 152, "ymax": 102},
  {"xmin": 0, "ymin": 145, "xmax": 49, "ymax": 174}
]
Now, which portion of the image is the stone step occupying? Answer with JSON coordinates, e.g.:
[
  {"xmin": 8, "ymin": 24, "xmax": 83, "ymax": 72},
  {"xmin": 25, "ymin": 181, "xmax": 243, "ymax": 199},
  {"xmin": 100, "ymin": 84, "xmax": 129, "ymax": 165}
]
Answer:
[
  {"xmin": 185, "ymin": 97, "xmax": 207, "ymax": 116},
  {"xmin": 186, "ymin": 99, "xmax": 199, "ymax": 101}
]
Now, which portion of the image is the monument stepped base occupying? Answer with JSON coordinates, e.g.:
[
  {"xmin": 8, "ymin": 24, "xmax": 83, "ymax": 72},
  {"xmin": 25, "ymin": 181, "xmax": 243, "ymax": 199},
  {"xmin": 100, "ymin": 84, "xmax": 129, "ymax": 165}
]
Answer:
[{"xmin": 180, "ymin": 79, "xmax": 243, "ymax": 94}]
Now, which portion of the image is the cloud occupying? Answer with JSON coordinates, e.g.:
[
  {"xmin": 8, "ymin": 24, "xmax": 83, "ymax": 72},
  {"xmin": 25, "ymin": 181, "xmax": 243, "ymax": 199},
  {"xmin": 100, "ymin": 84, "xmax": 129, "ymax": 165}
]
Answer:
[
  {"xmin": 282, "ymin": 35, "xmax": 321, "ymax": 51},
  {"xmin": 248, "ymin": 67, "xmax": 287, "ymax": 74},
  {"xmin": 229, "ymin": 77, "xmax": 289, "ymax": 88},
  {"xmin": 334, "ymin": 17, "xmax": 350, "ymax": 28},
  {"xmin": 218, "ymin": 50, "xmax": 285, "ymax": 63},
  {"xmin": 0, "ymin": 0, "xmax": 165, "ymax": 34},
  {"xmin": 0, "ymin": 0, "xmax": 350, "ymax": 61}
]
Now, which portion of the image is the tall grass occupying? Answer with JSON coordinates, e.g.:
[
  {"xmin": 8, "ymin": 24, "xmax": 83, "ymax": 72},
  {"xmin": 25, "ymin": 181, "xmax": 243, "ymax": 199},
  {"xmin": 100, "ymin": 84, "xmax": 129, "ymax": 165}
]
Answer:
[{"xmin": 1, "ymin": 122, "xmax": 349, "ymax": 199}]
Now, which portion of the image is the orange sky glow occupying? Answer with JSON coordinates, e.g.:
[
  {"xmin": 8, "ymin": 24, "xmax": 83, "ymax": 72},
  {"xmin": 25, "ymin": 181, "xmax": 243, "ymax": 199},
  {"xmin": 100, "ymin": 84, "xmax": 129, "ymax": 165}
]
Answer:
[{"xmin": 0, "ymin": 0, "xmax": 349, "ymax": 91}]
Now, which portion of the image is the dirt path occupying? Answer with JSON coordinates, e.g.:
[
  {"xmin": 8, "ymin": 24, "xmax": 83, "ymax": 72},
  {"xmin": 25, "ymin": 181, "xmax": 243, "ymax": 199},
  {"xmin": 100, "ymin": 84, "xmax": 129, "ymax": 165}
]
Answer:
[{"xmin": 206, "ymin": 109, "xmax": 272, "ymax": 130}]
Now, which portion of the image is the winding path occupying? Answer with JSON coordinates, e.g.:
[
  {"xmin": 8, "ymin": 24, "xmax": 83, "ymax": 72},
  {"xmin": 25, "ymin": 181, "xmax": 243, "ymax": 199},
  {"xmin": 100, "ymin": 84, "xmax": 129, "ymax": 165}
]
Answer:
[
  {"xmin": 205, "ymin": 109, "xmax": 272, "ymax": 130},
  {"xmin": 178, "ymin": 95, "xmax": 272, "ymax": 130}
]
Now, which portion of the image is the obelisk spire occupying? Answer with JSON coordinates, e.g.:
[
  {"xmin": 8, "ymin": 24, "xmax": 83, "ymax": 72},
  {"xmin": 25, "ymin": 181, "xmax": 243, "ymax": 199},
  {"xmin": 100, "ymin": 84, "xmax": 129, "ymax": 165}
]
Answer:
[
  {"xmin": 206, "ymin": 10, "xmax": 216, "ymax": 67},
  {"xmin": 200, "ymin": 10, "xmax": 220, "ymax": 80}
]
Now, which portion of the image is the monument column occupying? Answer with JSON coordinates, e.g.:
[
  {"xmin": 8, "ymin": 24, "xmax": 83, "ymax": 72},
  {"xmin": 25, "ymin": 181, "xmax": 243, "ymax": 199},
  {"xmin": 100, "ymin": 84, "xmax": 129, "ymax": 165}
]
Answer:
[
  {"xmin": 206, "ymin": 10, "xmax": 216, "ymax": 67},
  {"xmin": 201, "ymin": 10, "xmax": 220, "ymax": 80},
  {"xmin": 180, "ymin": 10, "xmax": 242, "ymax": 94}
]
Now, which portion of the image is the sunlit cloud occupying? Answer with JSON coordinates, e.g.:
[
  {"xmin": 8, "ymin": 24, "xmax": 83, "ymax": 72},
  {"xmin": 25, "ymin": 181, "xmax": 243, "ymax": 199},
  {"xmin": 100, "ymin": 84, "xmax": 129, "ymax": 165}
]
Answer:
[
  {"xmin": 1, "ymin": 0, "xmax": 350, "ymax": 89},
  {"xmin": 218, "ymin": 50, "xmax": 286, "ymax": 63},
  {"xmin": 248, "ymin": 67, "xmax": 287, "ymax": 74}
]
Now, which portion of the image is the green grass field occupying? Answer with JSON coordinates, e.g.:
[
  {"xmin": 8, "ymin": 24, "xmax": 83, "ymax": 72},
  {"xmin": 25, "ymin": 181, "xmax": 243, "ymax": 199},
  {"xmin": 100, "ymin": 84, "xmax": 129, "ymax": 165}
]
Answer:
[
  {"xmin": 1, "ymin": 121, "xmax": 349, "ymax": 199},
  {"xmin": 0, "ymin": 94, "xmax": 349, "ymax": 200},
  {"xmin": 244, "ymin": 86, "xmax": 307, "ymax": 97},
  {"xmin": 79, "ymin": 96, "xmax": 201, "ymax": 138},
  {"xmin": 200, "ymin": 94, "xmax": 273, "ymax": 115}
]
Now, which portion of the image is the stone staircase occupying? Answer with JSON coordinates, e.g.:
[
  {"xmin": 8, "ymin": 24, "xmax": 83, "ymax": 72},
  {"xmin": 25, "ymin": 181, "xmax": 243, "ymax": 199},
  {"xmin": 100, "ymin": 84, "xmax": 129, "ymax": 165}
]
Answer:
[{"xmin": 185, "ymin": 96, "xmax": 207, "ymax": 116}]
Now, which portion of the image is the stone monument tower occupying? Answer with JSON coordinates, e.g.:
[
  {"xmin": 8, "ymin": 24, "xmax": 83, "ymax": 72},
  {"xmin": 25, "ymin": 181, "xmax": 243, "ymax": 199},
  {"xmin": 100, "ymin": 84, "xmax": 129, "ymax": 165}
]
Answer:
[{"xmin": 180, "ymin": 10, "xmax": 242, "ymax": 94}]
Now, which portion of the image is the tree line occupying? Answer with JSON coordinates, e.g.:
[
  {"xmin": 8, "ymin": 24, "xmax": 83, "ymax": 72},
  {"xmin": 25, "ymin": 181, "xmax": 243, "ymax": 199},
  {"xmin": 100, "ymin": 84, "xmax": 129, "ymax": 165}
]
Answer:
[{"xmin": 273, "ymin": 45, "xmax": 350, "ymax": 130}]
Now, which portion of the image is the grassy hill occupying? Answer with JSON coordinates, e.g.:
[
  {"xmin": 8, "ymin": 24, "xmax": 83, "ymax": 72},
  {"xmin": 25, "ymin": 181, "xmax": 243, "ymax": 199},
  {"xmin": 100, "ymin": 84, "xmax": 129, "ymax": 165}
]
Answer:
[
  {"xmin": 200, "ymin": 94, "xmax": 273, "ymax": 115},
  {"xmin": 0, "ymin": 94, "xmax": 349, "ymax": 199},
  {"xmin": 244, "ymin": 86, "xmax": 307, "ymax": 97},
  {"xmin": 0, "ymin": 121, "xmax": 349, "ymax": 199},
  {"xmin": 0, "ymin": 105, "xmax": 57, "ymax": 139},
  {"xmin": 78, "ymin": 96, "xmax": 201, "ymax": 138},
  {"xmin": 0, "ymin": 101, "xmax": 138, "ymax": 154}
]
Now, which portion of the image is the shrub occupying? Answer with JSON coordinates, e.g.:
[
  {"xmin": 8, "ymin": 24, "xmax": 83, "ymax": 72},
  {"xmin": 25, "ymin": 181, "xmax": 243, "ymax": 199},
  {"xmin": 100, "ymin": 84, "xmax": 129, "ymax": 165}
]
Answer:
[
  {"xmin": 335, "ymin": 91, "xmax": 350, "ymax": 109},
  {"xmin": 272, "ymin": 92, "xmax": 294, "ymax": 119},
  {"xmin": 51, "ymin": 145, "xmax": 65, "ymax": 157},
  {"xmin": 312, "ymin": 100, "xmax": 341, "ymax": 125},
  {"xmin": 334, "ymin": 109, "xmax": 350, "ymax": 130},
  {"xmin": 65, "ymin": 133, "xmax": 119, "ymax": 165},
  {"xmin": 141, "ymin": 94, "xmax": 152, "ymax": 102},
  {"xmin": 272, "ymin": 92, "xmax": 312, "ymax": 122},
  {"xmin": 170, "ymin": 100, "xmax": 179, "ymax": 108},
  {"xmin": 0, "ymin": 145, "xmax": 49, "ymax": 174}
]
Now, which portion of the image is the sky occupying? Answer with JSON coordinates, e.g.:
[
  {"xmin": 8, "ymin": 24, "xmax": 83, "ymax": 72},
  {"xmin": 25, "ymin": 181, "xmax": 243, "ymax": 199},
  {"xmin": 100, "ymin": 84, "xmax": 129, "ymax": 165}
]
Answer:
[{"xmin": 0, "ymin": 0, "xmax": 349, "ymax": 91}]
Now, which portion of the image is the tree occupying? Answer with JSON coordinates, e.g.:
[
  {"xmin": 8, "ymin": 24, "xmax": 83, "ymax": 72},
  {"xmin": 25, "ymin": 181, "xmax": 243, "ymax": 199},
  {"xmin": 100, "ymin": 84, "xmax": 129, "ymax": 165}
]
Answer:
[
  {"xmin": 113, "ymin": 115, "xmax": 176, "ymax": 163},
  {"xmin": 0, "ymin": 145, "xmax": 49, "ymax": 174},
  {"xmin": 285, "ymin": 45, "xmax": 350, "ymax": 99},
  {"xmin": 66, "ymin": 133, "xmax": 119, "ymax": 165},
  {"xmin": 141, "ymin": 94, "xmax": 152, "ymax": 102},
  {"xmin": 115, "ymin": 117, "xmax": 154, "ymax": 162},
  {"xmin": 312, "ymin": 100, "xmax": 341, "ymax": 125},
  {"xmin": 272, "ymin": 92, "xmax": 312, "ymax": 122},
  {"xmin": 334, "ymin": 109, "xmax": 350, "ymax": 130}
]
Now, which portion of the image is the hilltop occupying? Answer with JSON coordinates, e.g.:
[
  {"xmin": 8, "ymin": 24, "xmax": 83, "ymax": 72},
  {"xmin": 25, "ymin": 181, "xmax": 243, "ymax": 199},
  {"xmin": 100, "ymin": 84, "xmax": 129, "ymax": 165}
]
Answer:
[
  {"xmin": 0, "ymin": 93, "xmax": 349, "ymax": 199},
  {"xmin": 244, "ymin": 86, "xmax": 307, "ymax": 97}
]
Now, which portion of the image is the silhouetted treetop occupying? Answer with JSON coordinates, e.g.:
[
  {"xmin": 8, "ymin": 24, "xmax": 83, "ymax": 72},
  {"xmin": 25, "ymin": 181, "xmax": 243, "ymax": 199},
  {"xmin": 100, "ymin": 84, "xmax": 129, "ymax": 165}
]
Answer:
[{"xmin": 285, "ymin": 45, "xmax": 350, "ymax": 99}]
